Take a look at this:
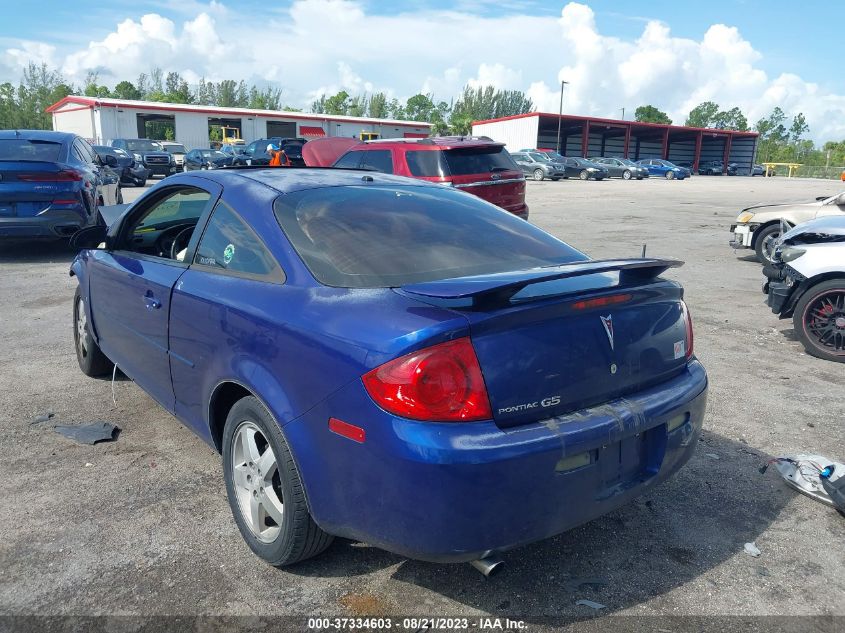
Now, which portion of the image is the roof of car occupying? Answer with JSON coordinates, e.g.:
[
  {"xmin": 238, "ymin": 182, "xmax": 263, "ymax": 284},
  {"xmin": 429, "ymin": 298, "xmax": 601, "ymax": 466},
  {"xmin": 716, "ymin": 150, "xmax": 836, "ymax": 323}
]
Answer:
[
  {"xmin": 363, "ymin": 136, "xmax": 503, "ymax": 150},
  {"xmin": 188, "ymin": 166, "xmax": 440, "ymax": 194},
  {"xmin": 0, "ymin": 129, "xmax": 76, "ymax": 143}
]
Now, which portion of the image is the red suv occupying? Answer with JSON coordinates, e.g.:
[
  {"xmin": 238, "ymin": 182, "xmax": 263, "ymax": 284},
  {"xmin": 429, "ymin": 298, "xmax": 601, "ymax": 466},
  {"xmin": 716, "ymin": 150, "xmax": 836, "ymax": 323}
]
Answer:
[{"xmin": 306, "ymin": 137, "xmax": 528, "ymax": 219}]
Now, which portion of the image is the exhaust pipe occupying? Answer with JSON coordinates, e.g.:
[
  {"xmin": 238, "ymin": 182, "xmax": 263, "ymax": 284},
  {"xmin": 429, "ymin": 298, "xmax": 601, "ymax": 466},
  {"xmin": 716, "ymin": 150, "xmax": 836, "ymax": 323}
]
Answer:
[{"xmin": 469, "ymin": 553, "xmax": 504, "ymax": 577}]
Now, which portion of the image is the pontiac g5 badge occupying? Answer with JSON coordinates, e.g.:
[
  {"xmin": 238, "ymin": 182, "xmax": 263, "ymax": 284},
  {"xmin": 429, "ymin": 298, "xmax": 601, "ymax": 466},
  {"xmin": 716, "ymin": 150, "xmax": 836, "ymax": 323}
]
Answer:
[{"xmin": 600, "ymin": 314, "xmax": 614, "ymax": 350}]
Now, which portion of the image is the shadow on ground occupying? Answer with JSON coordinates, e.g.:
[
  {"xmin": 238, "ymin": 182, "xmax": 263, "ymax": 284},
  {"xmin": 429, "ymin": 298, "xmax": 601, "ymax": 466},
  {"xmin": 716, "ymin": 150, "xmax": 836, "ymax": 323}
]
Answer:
[
  {"xmin": 0, "ymin": 239, "xmax": 77, "ymax": 264},
  {"xmin": 288, "ymin": 431, "xmax": 792, "ymax": 621}
]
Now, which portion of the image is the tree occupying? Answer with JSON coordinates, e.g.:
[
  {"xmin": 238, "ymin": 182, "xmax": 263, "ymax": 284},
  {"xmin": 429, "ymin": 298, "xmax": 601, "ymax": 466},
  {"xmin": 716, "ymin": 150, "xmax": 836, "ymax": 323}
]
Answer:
[
  {"xmin": 685, "ymin": 101, "xmax": 719, "ymax": 127},
  {"xmin": 387, "ymin": 98, "xmax": 406, "ymax": 120},
  {"xmin": 322, "ymin": 91, "xmax": 350, "ymax": 115},
  {"xmin": 634, "ymin": 105, "xmax": 672, "ymax": 124},
  {"xmin": 405, "ymin": 93, "xmax": 436, "ymax": 122},
  {"xmin": 713, "ymin": 106, "xmax": 748, "ymax": 131},
  {"xmin": 368, "ymin": 92, "xmax": 388, "ymax": 119},
  {"xmin": 347, "ymin": 94, "xmax": 366, "ymax": 117},
  {"xmin": 755, "ymin": 107, "xmax": 789, "ymax": 162},
  {"xmin": 112, "ymin": 81, "xmax": 141, "ymax": 100},
  {"xmin": 449, "ymin": 85, "xmax": 533, "ymax": 133},
  {"xmin": 789, "ymin": 113, "xmax": 809, "ymax": 145}
]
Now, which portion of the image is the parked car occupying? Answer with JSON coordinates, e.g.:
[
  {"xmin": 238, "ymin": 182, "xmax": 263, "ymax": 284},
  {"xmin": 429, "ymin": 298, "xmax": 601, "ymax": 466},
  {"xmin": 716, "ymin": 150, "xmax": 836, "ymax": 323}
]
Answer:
[
  {"xmin": 184, "ymin": 149, "xmax": 232, "ymax": 171},
  {"xmin": 109, "ymin": 139, "xmax": 175, "ymax": 178},
  {"xmin": 557, "ymin": 157, "xmax": 609, "ymax": 180},
  {"xmin": 220, "ymin": 144, "xmax": 251, "ymax": 166},
  {"xmin": 698, "ymin": 160, "xmax": 737, "ymax": 176},
  {"xmin": 674, "ymin": 161, "xmax": 694, "ymax": 173},
  {"xmin": 69, "ymin": 167, "xmax": 705, "ymax": 568},
  {"xmin": 244, "ymin": 138, "xmax": 307, "ymax": 167},
  {"xmin": 93, "ymin": 145, "xmax": 149, "ymax": 187},
  {"xmin": 160, "ymin": 142, "xmax": 188, "ymax": 172},
  {"xmin": 751, "ymin": 164, "xmax": 765, "ymax": 177},
  {"xmin": 764, "ymin": 216, "xmax": 845, "ymax": 362},
  {"xmin": 510, "ymin": 151, "xmax": 566, "ymax": 181},
  {"xmin": 0, "ymin": 130, "xmax": 120, "ymax": 239},
  {"xmin": 305, "ymin": 136, "xmax": 528, "ymax": 218},
  {"xmin": 637, "ymin": 159, "xmax": 688, "ymax": 180},
  {"xmin": 590, "ymin": 157, "xmax": 649, "ymax": 180},
  {"xmin": 730, "ymin": 191, "xmax": 845, "ymax": 263}
]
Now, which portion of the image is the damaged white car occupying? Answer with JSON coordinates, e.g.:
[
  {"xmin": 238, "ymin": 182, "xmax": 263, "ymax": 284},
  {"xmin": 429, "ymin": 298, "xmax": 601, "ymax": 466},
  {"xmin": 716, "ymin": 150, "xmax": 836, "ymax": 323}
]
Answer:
[
  {"xmin": 730, "ymin": 191, "xmax": 845, "ymax": 263},
  {"xmin": 763, "ymin": 216, "xmax": 845, "ymax": 362}
]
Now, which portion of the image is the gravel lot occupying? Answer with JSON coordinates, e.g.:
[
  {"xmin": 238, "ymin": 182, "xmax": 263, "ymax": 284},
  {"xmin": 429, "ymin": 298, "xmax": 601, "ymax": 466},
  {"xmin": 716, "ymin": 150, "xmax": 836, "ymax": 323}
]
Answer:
[{"xmin": 1, "ymin": 174, "xmax": 843, "ymax": 626}]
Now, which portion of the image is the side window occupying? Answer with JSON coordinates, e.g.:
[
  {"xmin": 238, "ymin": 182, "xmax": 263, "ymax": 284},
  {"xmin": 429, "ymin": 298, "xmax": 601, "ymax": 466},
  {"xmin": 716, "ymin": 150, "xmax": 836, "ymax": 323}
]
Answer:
[
  {"xmin": 359, "ymin": 150, "xmax": 393, "ymax": 174},
  {"xmin": 334, "ymin": 150, "xmax": 363, "ymax": 169},
  {"xmin": 78, "ymin": 138, "xmax": 96, "ymax": 164},
  {"xmin": 194, "ymin": 202, "xmax": 284, "ymax": 280},
  {"xmin": 121, "ymin": 187, "xmax": 212, "ymax": 259},
  {"xmin": 71, "ymin": 140, "xmax": 88, "ymax": 164}
]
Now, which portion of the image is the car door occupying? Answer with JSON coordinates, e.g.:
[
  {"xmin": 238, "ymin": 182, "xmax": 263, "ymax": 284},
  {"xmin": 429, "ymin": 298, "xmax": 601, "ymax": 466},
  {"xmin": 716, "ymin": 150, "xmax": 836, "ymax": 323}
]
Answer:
[
  {"xmin": 87, "ymin": 181, "xmax": 220, "ymax": 411},
  {"xmin": 169, "ymin": 198, "xmax": 287, "ymax": 435}
]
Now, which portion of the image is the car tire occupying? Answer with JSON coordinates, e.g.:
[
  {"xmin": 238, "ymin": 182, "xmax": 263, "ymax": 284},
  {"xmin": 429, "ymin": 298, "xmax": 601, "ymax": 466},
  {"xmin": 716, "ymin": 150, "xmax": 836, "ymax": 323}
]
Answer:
[
  {"xmin": 622, "ymin": 170, "xmax": 632, "ymax": 180},
  {"xmin": 579, "ymin": 170, "xmax": 589, "ymax": 181},
  {"xmin": 222, "ymin": 396, "xmax": 333, "ymax": 567},
  {"xmin": 793, "ymin": 280, "xmax": 845, "ymax": 363},
  {"xmin": 666, "ymin": 171, "xmax": 675, "ymax": 180},
  {"xmin": 551, "ymin": 177, "xmax": 560, "ymax": 181},
  {"xmin": 636, "ymin": 176, "xmax": 644, "ymax": 180},
  {"xmin": 754, "ymin": 224, "xmax": 781, "ymax": 264},
  {"xmin": 73, "ymin": 287, "xmax": 112, "ymax": 377},
  {"xmin": 533, "ymin": 168, "xmax": 545, "ymax": 181}
]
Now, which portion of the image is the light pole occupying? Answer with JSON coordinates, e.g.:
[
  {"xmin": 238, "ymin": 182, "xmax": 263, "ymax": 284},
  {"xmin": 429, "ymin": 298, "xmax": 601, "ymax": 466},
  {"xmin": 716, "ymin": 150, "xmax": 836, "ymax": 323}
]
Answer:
[
  {"xmin": 620, "ymin": 107, "xmax": 625, "ymax": 120},
  {"xmin": 556, "ymin": 79, "xmax": 569, "ymax": 154}
]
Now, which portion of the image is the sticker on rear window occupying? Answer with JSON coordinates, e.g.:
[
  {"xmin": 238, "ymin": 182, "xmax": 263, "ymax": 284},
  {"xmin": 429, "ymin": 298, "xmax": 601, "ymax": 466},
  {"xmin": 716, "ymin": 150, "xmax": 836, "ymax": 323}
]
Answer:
[
  {"xmin": 674, "ymin": 340, "xmax": 684, "ymax": 359},
  {"xmin": 223, "ymin": 243, "xmax": 235, "ymax": 265}
]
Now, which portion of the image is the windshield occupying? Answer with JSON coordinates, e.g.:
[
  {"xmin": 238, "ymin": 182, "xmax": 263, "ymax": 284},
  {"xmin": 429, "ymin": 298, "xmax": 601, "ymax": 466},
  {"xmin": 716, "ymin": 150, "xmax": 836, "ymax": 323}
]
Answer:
[
  {"xmin": 619, "ymin": 158, "xmax": 637, "ymax": 166},
  {"xmin": 543, "ymin": 151, "xmax": 565, "ymax": 162},
  {"xmin": 126, "ymin": 140, "xmax": 163, "ymax": 152},
  {"xmin": 200, "ymin": 150, "xmax": 226, "ymax": 159},
  {"xmin": 274, "ymin": 185, "xmax": 584, "ymax": 288},
  {"xmin": 528, "ymin": 152, "xmax": 551, "ymax": 162},
  {"xmin": 164, "ymin": 144, "xmax": 187, "ymax": 154}
]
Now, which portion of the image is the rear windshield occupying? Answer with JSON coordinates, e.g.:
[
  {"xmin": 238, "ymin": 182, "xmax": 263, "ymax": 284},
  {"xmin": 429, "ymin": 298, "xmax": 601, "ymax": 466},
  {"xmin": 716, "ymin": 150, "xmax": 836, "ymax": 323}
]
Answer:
[
  {"xmin": 274, "ymin": 185, "xmax": 584, "ymax": 288},
  {"xmin": 0, "ymin": 139, "xmax": 63, "ymax": 162},
  {"xmin": 405, "ymin": 146, "xmax": 517, "ymax": 177}
]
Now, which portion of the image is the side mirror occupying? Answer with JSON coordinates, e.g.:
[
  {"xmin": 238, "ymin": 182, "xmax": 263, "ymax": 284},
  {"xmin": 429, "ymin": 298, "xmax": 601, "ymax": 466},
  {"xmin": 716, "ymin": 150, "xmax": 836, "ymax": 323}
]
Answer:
[
  {"xmin": 105, "ymin": 154, "xmax": 119, "ymax": 168},
  {"xmin": 835, "ymin": 192, "xmax": 845, "ymax": 206},
  {"xmin": 69, "ymin": 225, "xmax": 108, "ymax": 250}
]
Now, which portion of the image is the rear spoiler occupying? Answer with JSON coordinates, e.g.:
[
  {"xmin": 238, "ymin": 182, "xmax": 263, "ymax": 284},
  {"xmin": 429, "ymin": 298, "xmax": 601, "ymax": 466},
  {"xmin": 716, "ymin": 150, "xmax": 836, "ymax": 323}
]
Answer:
[{"xmin": 401, "ymin": 258, "xmax": 683, "ymax": 307}]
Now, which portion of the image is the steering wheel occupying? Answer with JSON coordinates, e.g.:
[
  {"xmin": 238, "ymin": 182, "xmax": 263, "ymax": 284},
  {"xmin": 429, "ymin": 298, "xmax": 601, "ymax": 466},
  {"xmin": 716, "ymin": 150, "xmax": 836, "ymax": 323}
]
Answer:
[
  {"xmin": 169, "ymin": 226, "xmax": 195, "ymax": 260},
  {"xmin": 154, "ymin": 224, "xmax": 194, "ymax": 259}
]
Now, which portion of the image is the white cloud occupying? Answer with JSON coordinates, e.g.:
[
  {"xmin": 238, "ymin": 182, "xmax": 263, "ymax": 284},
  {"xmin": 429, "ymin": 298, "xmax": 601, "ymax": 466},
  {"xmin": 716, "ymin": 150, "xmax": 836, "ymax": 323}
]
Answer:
[{"xmin": 2, "ymin": 1, "xmax": 844, "ymax": 142}]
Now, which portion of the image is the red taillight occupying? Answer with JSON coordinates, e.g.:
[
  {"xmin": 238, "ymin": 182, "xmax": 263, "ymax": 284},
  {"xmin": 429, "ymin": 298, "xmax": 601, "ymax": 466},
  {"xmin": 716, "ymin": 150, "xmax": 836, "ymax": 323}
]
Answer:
[
  {"xmin": 572, "ymin": 293, "xmax": 632, "ymax": 310},
  {"xmin": 51, "ymin": 199, "xmax": 79, "ymax": 205},
  {"xmin": 18, "ymin": 170, "xmax": 83, "ymax": 182},
  {"xmin": 681, "ymin": 300, "xmax": 694, "ymax": 359},
  {"xmin": 362, "ymin": 337, "xmax": 492, "ymax": 422}
]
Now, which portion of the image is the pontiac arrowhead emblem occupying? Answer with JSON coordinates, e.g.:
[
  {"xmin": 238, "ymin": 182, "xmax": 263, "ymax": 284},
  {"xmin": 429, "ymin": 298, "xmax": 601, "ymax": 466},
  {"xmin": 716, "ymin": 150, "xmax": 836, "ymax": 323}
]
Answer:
[{"xmin": 600, "ymin": 314, "xmax": 614, "ymax": 351}]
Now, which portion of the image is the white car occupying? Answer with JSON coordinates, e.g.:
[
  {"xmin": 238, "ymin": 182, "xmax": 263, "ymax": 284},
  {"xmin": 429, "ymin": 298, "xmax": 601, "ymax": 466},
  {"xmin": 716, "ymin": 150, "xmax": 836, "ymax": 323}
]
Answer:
[
  {"xmin": 764, "ymin": 216, "xmax": 845, "ymax": 362},
  {"xmin": 730, "ymin": 191, "xmax": 845, "ymax": 263},
  {"xmin": 159, "ymin": 142, "xmax": 187, "ymax": 172}
]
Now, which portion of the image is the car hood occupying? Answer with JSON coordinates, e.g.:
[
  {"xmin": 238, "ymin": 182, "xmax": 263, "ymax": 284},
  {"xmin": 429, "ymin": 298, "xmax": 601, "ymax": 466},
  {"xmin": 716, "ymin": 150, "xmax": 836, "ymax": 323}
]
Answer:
[
  {"xmin": 738, "ymin": 201, "xmax": 823, "ymax": 223},
  {"xmin": 780, "ymin": 216, "xmax": 845, "ymax": 244},
  {"xmin": 303, "ymin": 137, "xmax": 363, "ymax": 167}
]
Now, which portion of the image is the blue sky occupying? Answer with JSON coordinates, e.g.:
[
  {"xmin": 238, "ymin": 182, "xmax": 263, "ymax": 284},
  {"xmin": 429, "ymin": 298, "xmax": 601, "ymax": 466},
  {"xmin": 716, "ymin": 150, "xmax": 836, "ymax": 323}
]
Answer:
[{"xmin": 2, "ymin": 0, "xmax": 843, "ymax": 140}]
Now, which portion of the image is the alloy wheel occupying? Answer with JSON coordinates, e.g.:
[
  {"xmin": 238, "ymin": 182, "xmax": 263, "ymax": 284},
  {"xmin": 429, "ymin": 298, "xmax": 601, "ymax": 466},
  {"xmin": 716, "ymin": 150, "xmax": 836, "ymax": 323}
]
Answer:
[
  {"xmin": 803, "ymin": 290, "xmax": 845, "ymax": 356},
  {"xmin": 231, "ymin": 421, "xmax": 284, "ymax": 543},
  {"xmin": 761, "ymin": 232, "xmax": 780, "ymax": 262},
  {"xmin": 75, "ymin": 296, "xmax": 88, "ymax": 358},
  {"xmin": 533, "ymin": 169, "xmax": 544, "ymax": 181}
]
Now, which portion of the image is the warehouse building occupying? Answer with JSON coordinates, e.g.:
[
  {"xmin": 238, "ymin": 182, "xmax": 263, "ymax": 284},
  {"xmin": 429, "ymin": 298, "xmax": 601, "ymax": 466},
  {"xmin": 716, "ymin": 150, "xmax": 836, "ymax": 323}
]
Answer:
[
  {"xmin": 47, "ymin": 96, "xmax": 431, "ymax": 148},
  {"xmin": 472, "ymin": 112, "xmax": 759, "ymax": 174}
]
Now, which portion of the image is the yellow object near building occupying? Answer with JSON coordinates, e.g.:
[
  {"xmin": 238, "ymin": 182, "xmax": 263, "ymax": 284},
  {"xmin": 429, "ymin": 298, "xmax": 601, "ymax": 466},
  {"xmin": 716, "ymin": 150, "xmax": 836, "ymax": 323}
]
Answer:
[
  {"xmin": 360, "ymin": 131, "xmax": 380, "ymax": 141},
  {"xmin": 761, "ymin": 162, "xmax": 802, "ymax": 178}
]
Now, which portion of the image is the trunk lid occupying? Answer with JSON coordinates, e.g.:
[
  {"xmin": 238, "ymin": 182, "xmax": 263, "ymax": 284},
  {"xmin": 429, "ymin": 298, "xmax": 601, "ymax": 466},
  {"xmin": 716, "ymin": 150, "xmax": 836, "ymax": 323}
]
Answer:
[
  {"xmin": 0, "ymin": 160, "xmax": 79, "ymax": 217},
  {"xmin": 401, "ymin": 259, "xmax": 689, "ymax": 427}
]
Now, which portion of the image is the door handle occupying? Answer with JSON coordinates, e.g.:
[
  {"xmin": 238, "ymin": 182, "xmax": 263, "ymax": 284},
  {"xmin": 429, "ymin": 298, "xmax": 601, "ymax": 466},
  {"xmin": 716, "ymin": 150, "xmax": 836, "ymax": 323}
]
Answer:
[{"xmin": 143, "ymin": 292, "xmax": 161, "ymax": 310}]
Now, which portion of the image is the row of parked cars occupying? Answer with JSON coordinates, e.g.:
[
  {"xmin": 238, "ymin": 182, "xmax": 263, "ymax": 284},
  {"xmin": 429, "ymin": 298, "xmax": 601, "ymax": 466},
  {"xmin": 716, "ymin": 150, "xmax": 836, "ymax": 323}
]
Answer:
[
  {"xmin": 510, "ymin": 150, "xmax": 693, "ymax": 181},
  {"xmin": 730, "ymin": 189, "xmax": 845, "ymax": 363}
]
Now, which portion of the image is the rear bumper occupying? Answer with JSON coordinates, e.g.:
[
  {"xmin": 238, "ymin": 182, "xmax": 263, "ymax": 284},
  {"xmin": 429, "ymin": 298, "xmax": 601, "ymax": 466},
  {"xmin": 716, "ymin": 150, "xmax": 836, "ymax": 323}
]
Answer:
[
  {"xmin": 287, "ymin": 360, "xmax": 708, "ymax": 562},
  {"xmin": 0, "ymin": 207, "xmax": 90, "ymax": 238}
]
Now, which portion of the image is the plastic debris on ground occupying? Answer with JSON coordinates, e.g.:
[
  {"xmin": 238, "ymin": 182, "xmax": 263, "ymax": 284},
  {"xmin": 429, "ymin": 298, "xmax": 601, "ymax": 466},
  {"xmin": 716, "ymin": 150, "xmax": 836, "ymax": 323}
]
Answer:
[
  {"xmin": 576, "ymin": 600, "xmax": 607, "ymax": 610},
  {"xmin": 744, "ymin": 542, "xmax": 761, "ymax": 557},
  {"xmin": 54, "ymin": 422, "xmax": 120, "ymax": 445},
  {"xmin": 30, "ymin": 412, "xmax": 55, "ymax": 425},
  {"xmin": 761, "ymin": 454, "xmax": 845, "ymax": 514}
]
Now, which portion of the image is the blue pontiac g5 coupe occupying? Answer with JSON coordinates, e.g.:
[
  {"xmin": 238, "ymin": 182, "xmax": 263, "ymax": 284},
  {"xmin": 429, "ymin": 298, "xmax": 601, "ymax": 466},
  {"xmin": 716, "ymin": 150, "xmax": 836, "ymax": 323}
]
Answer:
[{"xmin": 70, "ymin": 167, "xmax": 707, "ymax": 568}]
